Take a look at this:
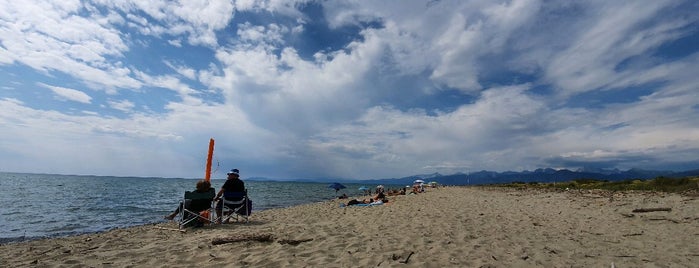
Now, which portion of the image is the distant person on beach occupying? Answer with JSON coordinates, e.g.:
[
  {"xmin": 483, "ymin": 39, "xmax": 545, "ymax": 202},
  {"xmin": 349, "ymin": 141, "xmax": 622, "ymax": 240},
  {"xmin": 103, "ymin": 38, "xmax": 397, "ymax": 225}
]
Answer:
[
  {"xmin": 346, "ymin": 198, "xmax": 371, "ymax": 206},
  {"xmin": 412, "ymin": 182, "xmax": 426, "ymax": 193},
  {"xmin": 214, "ymin": 169, "xmax": 246, "ymax": 219},
  {"xmin": 373, "ymin": 186, "xmax": 387, "ymax": 202},
  {"xmin": 164, "ymin": 179, "xmax": 213, "ymax": 220},
  {"xmin": 345, "ymin": 197, "xmax": 384, "ymax": 206},
  {"xmin": 343, "ymin": 186, "xmax": 387, "ymax": 206}
]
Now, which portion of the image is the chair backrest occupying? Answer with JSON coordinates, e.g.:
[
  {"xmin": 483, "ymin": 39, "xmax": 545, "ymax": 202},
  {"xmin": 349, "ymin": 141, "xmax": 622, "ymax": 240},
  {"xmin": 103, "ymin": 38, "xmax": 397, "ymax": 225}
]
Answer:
[
  {"xmin": 223, "ymin": 190, "xmax": 246, "ymax": 201},
  {"xmin": 185, "ymin": 188, "xmax": 215, "ymax": 199},
  {"xmin": 222, "ymin": 190, "xmax": 251, "ymax": 216},
  {"xmin": 185, "ymin": 188, "xmax": 215, "ymax": 211}
]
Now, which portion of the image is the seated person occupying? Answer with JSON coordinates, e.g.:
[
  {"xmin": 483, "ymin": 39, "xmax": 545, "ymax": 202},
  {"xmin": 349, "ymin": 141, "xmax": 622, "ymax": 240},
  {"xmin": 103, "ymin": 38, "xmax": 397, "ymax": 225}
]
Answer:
[
  {"xmin": 411, "ymin": 184, "xmax": 421, "ymax": 194},
  {"xmin": 214, "ymin": 169, "xmax": 246, "ymax": 220},
  {"xmin": 373, "ymin": 190, "xmax": 388, "ymax": 203},
  {"xmin": 164, "ymin": 179, "xmax": 213, "ymax": 220}
]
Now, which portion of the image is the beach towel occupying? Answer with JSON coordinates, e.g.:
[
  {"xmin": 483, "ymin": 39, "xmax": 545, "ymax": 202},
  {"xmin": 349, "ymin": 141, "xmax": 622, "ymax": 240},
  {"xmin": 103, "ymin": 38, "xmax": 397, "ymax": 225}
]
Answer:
[{"xmin": 339, "ymin": 202, "xmax": 383, "ymax": 208}]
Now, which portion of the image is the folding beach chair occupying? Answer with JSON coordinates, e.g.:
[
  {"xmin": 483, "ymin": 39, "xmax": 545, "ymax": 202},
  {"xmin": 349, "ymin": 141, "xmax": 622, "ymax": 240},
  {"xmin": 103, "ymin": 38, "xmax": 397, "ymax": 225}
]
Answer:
[
  {"xmin": 218, "ymin": 190, "xmax": 251, "ymax": 223},
  {"xmin": 179, "ymin": 188, "xmax": 215, "ymax": 229}
]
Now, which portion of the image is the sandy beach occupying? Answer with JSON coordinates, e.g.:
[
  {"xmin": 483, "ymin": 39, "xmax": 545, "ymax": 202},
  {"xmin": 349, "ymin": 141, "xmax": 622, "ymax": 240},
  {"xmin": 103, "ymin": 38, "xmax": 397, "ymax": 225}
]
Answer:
[{"xmin": 1, "ymin": 186, "xmax": 697, "ymax": 267}]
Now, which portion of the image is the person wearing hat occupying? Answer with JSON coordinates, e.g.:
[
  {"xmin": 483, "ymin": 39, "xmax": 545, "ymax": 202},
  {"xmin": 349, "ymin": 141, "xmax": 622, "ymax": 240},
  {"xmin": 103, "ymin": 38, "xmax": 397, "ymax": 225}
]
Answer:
[
  {"xmin": 214, "ymin": 169, "xmax": 246, "ymax": 220},
  {"xmin": 215, "ymin": 169, "xmax": 245, "ymax": 199}
]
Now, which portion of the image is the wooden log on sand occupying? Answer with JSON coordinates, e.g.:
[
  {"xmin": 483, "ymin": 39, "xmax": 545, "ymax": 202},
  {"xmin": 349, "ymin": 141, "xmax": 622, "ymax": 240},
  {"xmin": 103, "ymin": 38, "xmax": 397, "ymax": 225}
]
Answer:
[
  {"xmin": 632, "ymin": 207, "xmax": 672, "ymax": 213},
  {"xmin": 212, "ymin": 233, "xmax": 274, "ymax": 245}
]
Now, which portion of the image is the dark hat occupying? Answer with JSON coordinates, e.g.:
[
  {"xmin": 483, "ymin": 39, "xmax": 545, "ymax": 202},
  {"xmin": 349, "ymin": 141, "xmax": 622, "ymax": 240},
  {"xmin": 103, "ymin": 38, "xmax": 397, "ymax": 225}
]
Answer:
[{"xmin": 227, "ymin": 169, "xmax": 240, "ymax": 175}]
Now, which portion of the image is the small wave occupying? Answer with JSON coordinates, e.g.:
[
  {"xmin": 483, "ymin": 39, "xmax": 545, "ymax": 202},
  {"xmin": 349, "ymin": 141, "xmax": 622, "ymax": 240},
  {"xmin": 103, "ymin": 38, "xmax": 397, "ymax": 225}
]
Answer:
[
  {"xmin": 45, "ymin": 223, "xmax": 88, "ymax": 233},
  {"xmin": 1, "ymin": 210, "xmax": 23, "ymax": 216}
]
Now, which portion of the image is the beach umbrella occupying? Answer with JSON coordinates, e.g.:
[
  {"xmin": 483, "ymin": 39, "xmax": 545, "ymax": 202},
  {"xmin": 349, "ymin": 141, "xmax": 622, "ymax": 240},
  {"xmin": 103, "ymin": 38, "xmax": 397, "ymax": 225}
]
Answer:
[
  {"xmin": 328, "ymin": 183, "xmax": 346, "ymax": 192},
  {"xmin": 358, "ymin": 186, "xmax": 368, "ymax": 191},
  {"xmin": 414, "ymin": 179, "xmax": 425, "ymax": 184}
]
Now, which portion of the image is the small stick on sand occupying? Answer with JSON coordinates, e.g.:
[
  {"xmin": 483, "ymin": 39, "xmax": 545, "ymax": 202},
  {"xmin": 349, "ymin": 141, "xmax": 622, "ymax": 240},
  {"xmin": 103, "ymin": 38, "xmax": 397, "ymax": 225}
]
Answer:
[
  {"xmin": 153, "ymin": 226, "xmax": 186, "ymax": 233},
  {"xmin": 399, "ymin": 251, "xmax": 415, "ymax": 264},
  {"xmin": 632, "ymin": 208, "xmax": 672, "ymax": 213}
]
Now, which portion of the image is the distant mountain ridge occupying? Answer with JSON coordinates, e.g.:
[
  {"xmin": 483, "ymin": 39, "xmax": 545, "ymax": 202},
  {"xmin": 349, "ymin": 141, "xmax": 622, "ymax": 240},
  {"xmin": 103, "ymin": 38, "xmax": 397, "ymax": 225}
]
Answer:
[{"xmin": 340, "ymin": 168, "xmax": 699, "ymax": 186}]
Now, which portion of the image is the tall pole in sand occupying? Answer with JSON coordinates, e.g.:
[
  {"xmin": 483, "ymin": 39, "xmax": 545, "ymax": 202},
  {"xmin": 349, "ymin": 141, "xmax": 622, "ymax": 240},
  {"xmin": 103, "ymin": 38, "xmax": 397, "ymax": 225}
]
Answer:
[{"xmin": 205, "ymin": 138, "xmax": 215, "ymax": 182}]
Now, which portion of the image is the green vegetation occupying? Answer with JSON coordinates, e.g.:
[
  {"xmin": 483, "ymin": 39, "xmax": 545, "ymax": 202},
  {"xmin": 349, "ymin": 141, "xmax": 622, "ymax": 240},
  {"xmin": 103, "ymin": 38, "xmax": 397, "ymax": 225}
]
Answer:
[{"xmin": 494, "ymin": 176, "xmax": 699, "ymax": 193}]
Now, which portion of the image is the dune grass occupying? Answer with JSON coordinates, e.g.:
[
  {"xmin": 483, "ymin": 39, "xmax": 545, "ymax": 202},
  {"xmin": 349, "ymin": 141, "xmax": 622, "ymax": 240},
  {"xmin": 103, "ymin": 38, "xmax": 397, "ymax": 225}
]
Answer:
[{"xmin": 495, "ymin": 176, "xmax": 699, "ymax": 194}]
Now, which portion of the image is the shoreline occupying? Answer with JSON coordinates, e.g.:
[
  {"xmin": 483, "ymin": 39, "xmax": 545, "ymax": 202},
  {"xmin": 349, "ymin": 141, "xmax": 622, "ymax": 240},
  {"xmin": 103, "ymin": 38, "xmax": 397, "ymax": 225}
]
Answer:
[{"xmin": 1, "ymin": 186, "xmax": 697, "ymax": 267}]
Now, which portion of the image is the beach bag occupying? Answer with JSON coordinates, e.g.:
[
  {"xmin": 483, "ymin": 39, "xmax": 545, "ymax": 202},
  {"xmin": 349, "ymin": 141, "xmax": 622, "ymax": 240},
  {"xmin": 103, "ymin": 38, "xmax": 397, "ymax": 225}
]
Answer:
[{"xmin": 240, "ymin": 199, "xmax": 252, "ymax": 216}]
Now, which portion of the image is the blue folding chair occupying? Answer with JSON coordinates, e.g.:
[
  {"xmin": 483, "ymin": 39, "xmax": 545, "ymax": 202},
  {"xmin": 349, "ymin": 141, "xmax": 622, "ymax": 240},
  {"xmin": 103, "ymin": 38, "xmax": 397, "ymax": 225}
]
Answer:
[{"xmin": 217, "ymin": 190, "xmax": 251, "ymax": 223}]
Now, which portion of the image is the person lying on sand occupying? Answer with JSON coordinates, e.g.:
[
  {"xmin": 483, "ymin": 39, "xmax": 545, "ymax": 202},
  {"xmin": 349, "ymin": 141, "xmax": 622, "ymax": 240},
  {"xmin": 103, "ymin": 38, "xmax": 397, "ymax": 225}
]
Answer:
[{"xmin": 345, "ymin": 198, "xmax": 385, "ymax": 206}]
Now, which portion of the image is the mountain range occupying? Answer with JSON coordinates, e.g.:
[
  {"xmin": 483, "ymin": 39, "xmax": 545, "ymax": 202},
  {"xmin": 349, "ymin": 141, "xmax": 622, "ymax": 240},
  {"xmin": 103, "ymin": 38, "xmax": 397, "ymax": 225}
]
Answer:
[{"xmin": 251, "ymin": 168, "xmax": 699, "ymax": 186}]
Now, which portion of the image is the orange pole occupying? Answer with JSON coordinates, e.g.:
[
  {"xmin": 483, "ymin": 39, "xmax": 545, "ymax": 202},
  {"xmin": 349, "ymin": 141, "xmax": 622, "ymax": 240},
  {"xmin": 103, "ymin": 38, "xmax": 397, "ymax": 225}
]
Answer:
[{"xmin": 205, "ymin": 138, "xmax": 215, "ymax": 182}]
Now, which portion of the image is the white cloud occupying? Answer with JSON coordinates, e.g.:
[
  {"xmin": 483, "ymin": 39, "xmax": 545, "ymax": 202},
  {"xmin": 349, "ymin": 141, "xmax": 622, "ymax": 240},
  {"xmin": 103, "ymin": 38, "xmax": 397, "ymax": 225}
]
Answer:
[
  {"xmin": 168, "ymin": 39, "xmax": 183, "ymax": 47},
  {"xmin": 0, "ymin": 0, "xmax": 140, "ymax": 92},
  {"xmin": 114, "ymin": 0, "xmax": 236, "ymax": 47},
  {"xmin": 107, "ymin": 99, "xmax": 135, "ymax": 112},
  {"xmin": 544, "ymin": 1, "xmax": 687, "ymax": 97},
  {"xmin": 237, "ymin": 22, "xmax": 288, "ymax": 45},
  {"xmin": 302, "ymin": 84, "xmax": 549, "ymax": 177},
  {"xmin": 164, "ymin": 60, "xmax": 196, "ymax": 80},
  {"xmin": 40, "ymin": 83, "xmax": 92, "ymax": 104}
]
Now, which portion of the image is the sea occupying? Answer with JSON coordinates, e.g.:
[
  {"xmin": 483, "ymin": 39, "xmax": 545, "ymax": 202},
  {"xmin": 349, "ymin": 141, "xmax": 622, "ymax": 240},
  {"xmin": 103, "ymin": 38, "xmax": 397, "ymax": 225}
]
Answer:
[{"xmin": 0, "ymin": 172, "xmax": 394, "ymax": 244}]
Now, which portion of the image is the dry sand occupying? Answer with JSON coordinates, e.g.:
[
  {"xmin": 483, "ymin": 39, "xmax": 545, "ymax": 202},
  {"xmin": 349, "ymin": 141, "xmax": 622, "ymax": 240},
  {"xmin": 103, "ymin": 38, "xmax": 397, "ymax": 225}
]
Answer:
[{"xmin": 1, "ymin": 186, "xmax": 697, "ymax": 267}]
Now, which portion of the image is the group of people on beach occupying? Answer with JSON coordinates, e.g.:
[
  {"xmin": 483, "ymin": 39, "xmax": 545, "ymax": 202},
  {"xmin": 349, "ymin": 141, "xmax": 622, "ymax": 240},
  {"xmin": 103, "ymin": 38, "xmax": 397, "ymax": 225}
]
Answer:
[
  {"xmin": 166, "ymin": 170, "xmax": 430, "ymax": 219},
  {"xmin": 164, "ymin": 168, "xmax": 246, "ymax": 223},
  {"xmin": 344, "ymin": 185, "xmax": 389, "ymax": 206},
  {"xmin": 342, "ymin": 181, "xmax": 429, "ymax": 206}
]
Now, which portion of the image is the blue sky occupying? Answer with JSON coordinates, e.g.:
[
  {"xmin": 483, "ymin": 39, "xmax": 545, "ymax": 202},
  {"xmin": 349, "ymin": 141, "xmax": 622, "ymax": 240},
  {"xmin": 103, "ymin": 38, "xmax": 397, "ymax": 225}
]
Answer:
[{"xmin": 1, "ymin": 0, "xmax": 698, "ymax": 180}]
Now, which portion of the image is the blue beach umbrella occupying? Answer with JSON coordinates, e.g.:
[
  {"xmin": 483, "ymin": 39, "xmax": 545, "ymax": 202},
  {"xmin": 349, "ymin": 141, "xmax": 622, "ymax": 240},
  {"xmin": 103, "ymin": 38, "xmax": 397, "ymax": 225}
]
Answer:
[
  {"xmin": 358, "ymin": 186, "xmax": 368, "ymax": 191},
  {"xmin": 328, "ymin": 183, "xmax": 346, "ymax": 192}
]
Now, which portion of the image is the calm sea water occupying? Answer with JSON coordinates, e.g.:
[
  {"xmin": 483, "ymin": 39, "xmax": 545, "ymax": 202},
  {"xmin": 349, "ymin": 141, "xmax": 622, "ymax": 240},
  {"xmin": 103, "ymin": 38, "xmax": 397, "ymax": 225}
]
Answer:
[{"xmin": 0, "ymin": 172, "xmax": 391, "ymax": 244}]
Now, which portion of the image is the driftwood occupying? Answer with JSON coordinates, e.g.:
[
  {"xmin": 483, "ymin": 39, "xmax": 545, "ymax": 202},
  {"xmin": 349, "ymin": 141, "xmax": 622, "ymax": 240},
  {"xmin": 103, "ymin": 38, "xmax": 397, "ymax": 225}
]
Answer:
[
  {"xmin": 622, "ymin": 232, "xmax": 643, "ymax": 237},
  {"xmin": 212, "ymin": 233, "xmax": 275, "ymax": 245},
  {"xmin": 278, "ymin": 238, "xmax": 314, "ymax": 245},
  {"xmin": 391, "ymin": 251, "xmax": 415, "ymax": 263},
  {"xmin": 632, "ymin": 207, "xmax": 672, "ymax": 213},
  {"xmin": 647, "ymin": 217, "xmax": 680, "ymax": 223},
  {"xmin": 399, "ymin": 251, "xmax": 415, "ymax": 264}
]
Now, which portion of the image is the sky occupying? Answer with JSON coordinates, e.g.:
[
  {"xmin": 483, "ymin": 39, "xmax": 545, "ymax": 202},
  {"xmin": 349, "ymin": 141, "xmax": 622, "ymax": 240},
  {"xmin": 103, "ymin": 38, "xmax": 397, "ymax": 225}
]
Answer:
[{"xmin": 1, "ymin": 0, "xmax": 698, "ymax": 180}]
